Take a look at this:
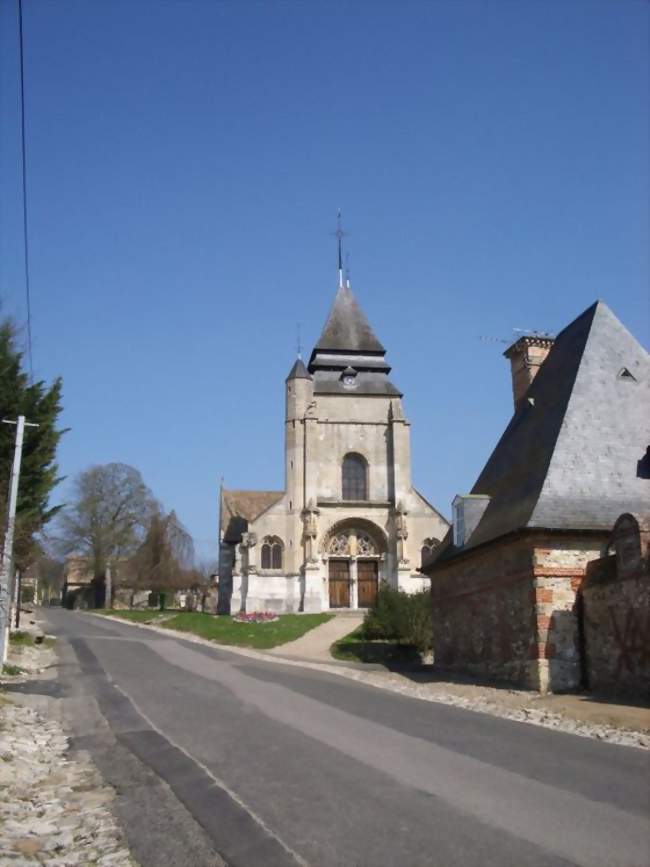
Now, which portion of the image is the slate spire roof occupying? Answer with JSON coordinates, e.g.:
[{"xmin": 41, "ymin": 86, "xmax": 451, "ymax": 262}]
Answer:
[
  {"xmin": 307, "ymin": 282, "xmax": 401, "ymax": 396},
  {"xmin": 433, "ymin": 300, "xmax": 650, "ymax": 562},
  {"xmin": 312, "ymin": 284, "xmax": 386, "ymax": 355}
]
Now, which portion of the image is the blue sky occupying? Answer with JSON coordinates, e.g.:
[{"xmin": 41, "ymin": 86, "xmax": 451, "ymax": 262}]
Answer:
[{"xmin": 1, "ymin": 0, "xmax": 647, "ymax": 561}]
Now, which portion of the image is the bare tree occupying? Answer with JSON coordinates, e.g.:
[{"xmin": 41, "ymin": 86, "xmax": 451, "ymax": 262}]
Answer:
[{"xmin": 56, "ymin": 463, "xmax": 155, "ymax": 604}]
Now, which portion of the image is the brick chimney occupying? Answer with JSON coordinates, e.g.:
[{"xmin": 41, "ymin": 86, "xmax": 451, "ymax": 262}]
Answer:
[{"xmin": 503, "ymin": 335, "xmax": 555, "ymax": 411}]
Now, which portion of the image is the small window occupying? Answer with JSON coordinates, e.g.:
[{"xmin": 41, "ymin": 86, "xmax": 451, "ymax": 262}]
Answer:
[
  {"xmin": 420, "ymin": 538, "xmax": 441, "ymax": 568},
  {"xmin": 261, "ymin": 537, "xmax": 283, "ymax": 570},
  {"xmin": 342, "ymin": 453, "xmax": 368, "ymax": 500},
  {"xmin": 618, "ymin": 367, "xmax": 637, "ymax": 382}
]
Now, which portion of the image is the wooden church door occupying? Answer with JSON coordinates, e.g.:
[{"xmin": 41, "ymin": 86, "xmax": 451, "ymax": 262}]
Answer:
[
  {"xmin": 357, "ymin": 560, "xmax": 378, "ymax": 607},
  {"xmin": 328, "ymin": 559, "xmax": 350, "ymax": 608}
]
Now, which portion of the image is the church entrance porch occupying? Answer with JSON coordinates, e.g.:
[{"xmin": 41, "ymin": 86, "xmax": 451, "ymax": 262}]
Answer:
[
  {"xmin": 357, "ymin": 559, "xmax": 378, "ymax": 608},
  {"xmin": 328, "ymin": 559, "xmax": 350, "ymax": 608},
  {"xmin": 321, "ymin": 519, "xmax": 386, "ymax": 611}
]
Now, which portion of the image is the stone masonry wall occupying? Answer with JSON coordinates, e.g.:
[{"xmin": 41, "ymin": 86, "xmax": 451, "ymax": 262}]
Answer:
[
  {"xmin": 431, "ymin": 532, "xmax": 608, "ymax": 692},
  {"xmin": 431, "ymin": 536, "xmax": 538, "ymax": 688},
  {"xmin": 581, "ymin": 516, "xmax": 650, "ymax": 699},
  {"xmin": 531, "ymin": 538, "xmax": 605, "ymax": 692}
]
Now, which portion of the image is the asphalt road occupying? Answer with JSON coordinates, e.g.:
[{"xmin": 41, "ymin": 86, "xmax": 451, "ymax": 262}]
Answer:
[{"xmin": 31, "ymin": 609, "xmax": 650, "ymax": 867}]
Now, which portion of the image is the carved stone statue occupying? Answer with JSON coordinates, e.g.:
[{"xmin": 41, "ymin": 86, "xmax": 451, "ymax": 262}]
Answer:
[
  {"xmin": 302, "ymin": 499, "xmax": 320, "ymax": 563},
  {"xmin": 395, "ymin": 501, "xmax": 409, "ymax": 565}
]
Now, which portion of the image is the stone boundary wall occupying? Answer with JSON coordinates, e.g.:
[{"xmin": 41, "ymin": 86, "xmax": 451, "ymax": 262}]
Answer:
[{"xmin": 583, "ymin": 556, "xmax": 650, "ymax": 698}]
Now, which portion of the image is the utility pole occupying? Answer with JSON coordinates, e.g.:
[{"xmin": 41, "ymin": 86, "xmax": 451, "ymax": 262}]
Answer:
[
  {"xmin": 1, "ymin": 416, "xmax": 38, "ymax": 664},
  {"xmin": 14, "ymin": 570, "xmax": 21, "ymax": 628}
]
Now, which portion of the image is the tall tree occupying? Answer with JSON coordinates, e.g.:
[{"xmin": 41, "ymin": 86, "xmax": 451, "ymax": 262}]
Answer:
[
  {"xmin": 57, "ymin": 463, "xmax": 155, "ymax": 599},
  {"xmin": 129, "ymin": 509, "xmax": 196, "ymax": 603},
  {"xmin": 0, "ymin": 319, "xmax": 66, "ymax": 570}
]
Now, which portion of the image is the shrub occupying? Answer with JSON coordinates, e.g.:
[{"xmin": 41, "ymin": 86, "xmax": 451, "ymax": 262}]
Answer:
[
  {"xmin": 362, "ymin": 583, "xmax": 432, "ymax": 655},
  {"xmin": 362, "ymin": 583, "xmax": 403, "ymax": 640}
]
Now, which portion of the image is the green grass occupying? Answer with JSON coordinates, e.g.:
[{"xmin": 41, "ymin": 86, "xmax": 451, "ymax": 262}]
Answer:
[
  {"xmin": 94, "ymin": 609, "xmax": 167, "ymax": 623},
  {"xmin": 331, "ymin": 625, "xmax": 421, "ymax": 665},
  {"xmin": 161, "ymin": 612, "xmax": 333, "ymax": 649},
  {"xmin": 2, "ymin": 663, "xmax": 25, "ymax": 676},
  {"xmin": 9, "ymin": 631, "xmax": 33, "ymax": 646}
]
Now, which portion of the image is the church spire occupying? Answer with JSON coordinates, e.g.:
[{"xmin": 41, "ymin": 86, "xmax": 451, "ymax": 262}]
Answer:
[{"xmin": 333, "ymin": 210, "xmax": 346, "ymax": 289}]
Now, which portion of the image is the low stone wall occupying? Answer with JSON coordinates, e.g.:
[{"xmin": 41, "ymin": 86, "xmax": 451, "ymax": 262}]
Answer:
[{"xmin": 583, "ymin": 556, "xmax": 650, "ymax": 698}]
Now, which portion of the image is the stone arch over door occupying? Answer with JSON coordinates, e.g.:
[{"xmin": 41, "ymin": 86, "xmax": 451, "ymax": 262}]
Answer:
[
  {"xmin": 320, "ymin": 518, "xmax": 387, "ymax": 609},
  {"xmin": 320, "ymin": 518, "xmax": 387, "ymax": 556}
]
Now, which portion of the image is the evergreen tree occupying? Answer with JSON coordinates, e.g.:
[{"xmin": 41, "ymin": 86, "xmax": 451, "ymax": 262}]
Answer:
[{"xmin": 0, "ymin": 319, "xmax": 66, "ymax": 570}]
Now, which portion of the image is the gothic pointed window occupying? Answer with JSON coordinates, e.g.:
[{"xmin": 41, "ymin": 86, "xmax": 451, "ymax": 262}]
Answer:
[
  {"xmin": 342, "ymin": 453, "xmax": 368, "ymax": 501},
  {"xmin": 420, "ymin": 538, "xmax": 441, "ymax": 568},
  {"xmin": 261, "ymin": 537, "xmax": 283, "ymax": 570}
]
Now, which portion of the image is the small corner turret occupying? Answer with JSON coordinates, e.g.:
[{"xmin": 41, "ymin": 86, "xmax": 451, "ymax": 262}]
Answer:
[
  {"xmin": 286, "ymin": 357, "xmax": 312, "ymax": 382},
  {"xmin": 285, "ymin": 356, "xmax": 314, "ymax": 423}
]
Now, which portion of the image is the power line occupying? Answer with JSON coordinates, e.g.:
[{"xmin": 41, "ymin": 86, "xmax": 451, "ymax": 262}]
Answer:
[{"xmin": 18, "ymin": 0, "xmax": 33, "ymax": 381}]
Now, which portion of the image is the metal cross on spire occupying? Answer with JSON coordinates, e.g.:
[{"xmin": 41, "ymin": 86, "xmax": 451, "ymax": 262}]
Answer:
[{"xmin": 331, "ymin": 210, "xmax": 347, "ymax": 288}]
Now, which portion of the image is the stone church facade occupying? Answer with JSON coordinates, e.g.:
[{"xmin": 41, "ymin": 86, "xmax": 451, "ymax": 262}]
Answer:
[{"xmin": 219, "ymin": 277, "xmax": 448, "ymax": 614}]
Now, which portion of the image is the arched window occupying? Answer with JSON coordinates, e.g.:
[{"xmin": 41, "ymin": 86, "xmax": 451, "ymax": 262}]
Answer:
[
  {"xmin": 342, "ymin": 453, "xmax": 368, "ymax": 500},
  {"xmin": 261, "ymin": 536, "xmax": 283, "ymax": 570},
  {"xmin": 420, "ymin": 538, "xmax": 440, "ymax": 568}
]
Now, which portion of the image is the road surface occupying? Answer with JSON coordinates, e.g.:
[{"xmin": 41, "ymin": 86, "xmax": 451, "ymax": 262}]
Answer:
[{"xmin": 26, "ymin": 609, "xmax": 649, "ymax": 867}]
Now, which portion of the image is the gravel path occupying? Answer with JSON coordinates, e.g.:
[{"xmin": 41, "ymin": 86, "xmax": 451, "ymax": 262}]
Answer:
[{"xmin": 0, "ymin": 626, "xmax": 136, "ymax": 867}]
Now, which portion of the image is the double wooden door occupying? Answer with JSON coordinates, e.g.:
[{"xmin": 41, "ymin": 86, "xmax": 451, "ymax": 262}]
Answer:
[
  {"xmin": 329, "ymin": 559, "xmax": 350, "ymax": 608},
  {"xmin": 357, "ymin": 559, "xmax": 379, "ymax": 608}
]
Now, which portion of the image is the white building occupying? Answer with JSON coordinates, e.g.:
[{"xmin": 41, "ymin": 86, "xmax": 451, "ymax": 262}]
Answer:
[{"xmin": 219, "ymin": 273, "xmax": 448, "ymax": 613}]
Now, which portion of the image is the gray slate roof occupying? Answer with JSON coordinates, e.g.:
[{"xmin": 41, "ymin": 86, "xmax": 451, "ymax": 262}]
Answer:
[
  {"xmin": 312, "ymin": 284, "xmax": 385, "ymax": 354},
  {"xmin": 312, "ymin": 370, "xmax": 402, "ymax": 397},
  {"xmin": 286, "ymin": 358, "xmax": 312, "ymax": 381},
  {"xmin": 307, "ymin": 283, "xmax": 402, "ymax": 396},
  {"xmin": 431, "ymin": 301, "xmax": 650, "ymax": 564}
]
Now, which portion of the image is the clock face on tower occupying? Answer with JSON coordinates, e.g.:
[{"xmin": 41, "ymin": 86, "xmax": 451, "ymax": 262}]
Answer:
[{"xmin": 343, "ymin": 375, "xmax": 356, "ymax": 387}]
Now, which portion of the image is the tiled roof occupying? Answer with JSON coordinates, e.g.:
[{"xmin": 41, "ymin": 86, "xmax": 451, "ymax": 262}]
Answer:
[{"xmin": 220, "ymin": 489, "xmax": 284, "ymax": 543}]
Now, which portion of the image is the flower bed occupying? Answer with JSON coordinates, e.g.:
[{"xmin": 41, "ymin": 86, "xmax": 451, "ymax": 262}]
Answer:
[{"xmin": 232, "ymin": 611, "xmax": 279, "ymax": 624}]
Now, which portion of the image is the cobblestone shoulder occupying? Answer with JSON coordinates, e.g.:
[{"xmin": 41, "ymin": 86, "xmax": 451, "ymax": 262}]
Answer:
[{"xmin": 0, "ymin": 624, "xmax": 136, "ymax": 867}]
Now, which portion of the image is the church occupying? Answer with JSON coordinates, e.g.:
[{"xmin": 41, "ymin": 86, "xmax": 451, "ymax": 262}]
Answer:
[{"xmin": 218, "ymin": 254, "xmax": 449, "ymax": 614}]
